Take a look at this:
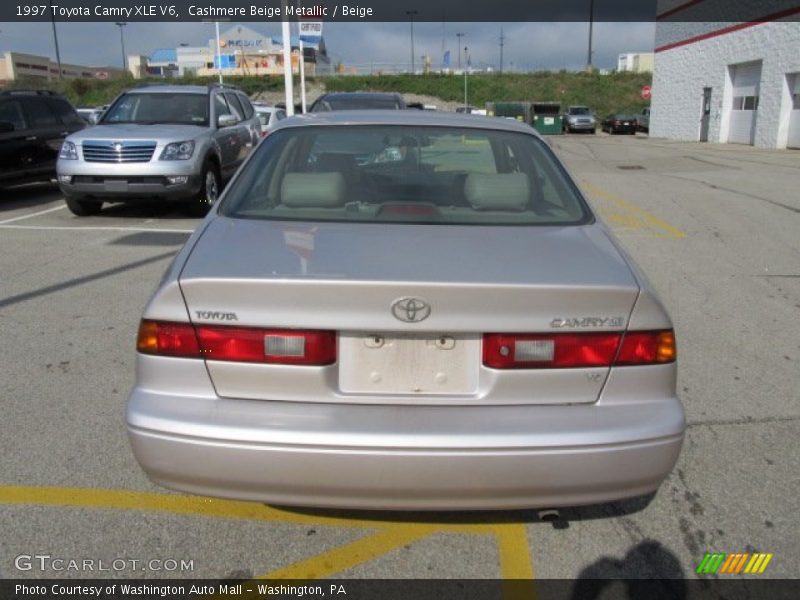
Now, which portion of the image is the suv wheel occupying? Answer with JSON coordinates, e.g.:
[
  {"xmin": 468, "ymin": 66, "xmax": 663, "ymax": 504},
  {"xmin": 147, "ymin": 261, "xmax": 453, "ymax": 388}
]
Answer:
[
  {"xmin": 65, "ymin": 197, "xmax": 102, "ymax": 216},
  {"xmin": 187, "ymin": 160, "xmax": 220, "ymax": 217}
]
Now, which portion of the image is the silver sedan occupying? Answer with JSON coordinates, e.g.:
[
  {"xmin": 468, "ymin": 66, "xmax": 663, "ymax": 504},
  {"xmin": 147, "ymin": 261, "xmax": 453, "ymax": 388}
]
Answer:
[{"xmin": 127, "ymin": 111, "xmax": 684, "ymax": 510}]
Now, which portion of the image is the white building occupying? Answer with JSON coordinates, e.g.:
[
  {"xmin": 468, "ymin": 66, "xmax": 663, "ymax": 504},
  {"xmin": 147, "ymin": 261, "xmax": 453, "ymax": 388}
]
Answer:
[
  {"xmin": 130, "ymin": 25, "xmax": 330, "ymax": 79},
  {"xmin": 651, "ymin": 14, "xmax": 800, "ymax": 149},
  {"xmin": 617, "ymin": 53, "xmax": 654, "ymax": 73}
]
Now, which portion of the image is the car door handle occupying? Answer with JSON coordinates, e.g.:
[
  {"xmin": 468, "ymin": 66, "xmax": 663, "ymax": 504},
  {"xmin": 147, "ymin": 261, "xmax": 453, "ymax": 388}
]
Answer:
[{"xmin": 25, "ymin": 136, "xmax": 37, "ymax": 141}]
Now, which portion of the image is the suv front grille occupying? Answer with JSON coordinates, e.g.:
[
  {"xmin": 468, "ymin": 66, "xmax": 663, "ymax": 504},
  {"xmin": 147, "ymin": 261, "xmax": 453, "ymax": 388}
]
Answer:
[{"xmin": 82, "ymin": 140, "xmax": 156, "ymax": 163}]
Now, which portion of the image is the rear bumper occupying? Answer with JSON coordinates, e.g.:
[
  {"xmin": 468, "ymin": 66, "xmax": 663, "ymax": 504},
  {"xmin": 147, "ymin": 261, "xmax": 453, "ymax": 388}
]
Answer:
[
  {"xmin": 566, "ymin": 122, "xmax": 596, "ymax": 131},
  {"xmin": 127, "ymin": 360, "xmax": 685, "ymax": 510},
  {"xmin": 129, "ymin": 425, "xmax": 683, "ymax": 510}
]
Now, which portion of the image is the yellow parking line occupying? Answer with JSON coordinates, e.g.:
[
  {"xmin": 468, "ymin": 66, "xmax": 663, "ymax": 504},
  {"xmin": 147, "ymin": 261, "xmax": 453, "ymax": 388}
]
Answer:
[
  {"xmin": 260, "ymin": 525, "xmax": 435, "ymax": 579},
  {"xmin": 582, "ymin": 180, "xmax": 686, "ymax": 239},
  {"xmin": 1, "ymin": 485, "xmax": 536, "ymax": 585},
  {"xmin": 496, "ymin": 523, "xmax": 535, "ymax": 579}
]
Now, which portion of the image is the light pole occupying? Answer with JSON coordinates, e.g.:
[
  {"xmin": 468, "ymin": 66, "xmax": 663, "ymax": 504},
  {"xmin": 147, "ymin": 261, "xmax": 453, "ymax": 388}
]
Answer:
[
  {"xmin": 48, "ymin": 1, "xmax": 62, "ymax": 79},
  {"xmin": 456, "ymin": 32, "xmax": 465, "ymax": 70},
  {"xmin": 215, "ymin": 21, "xmax": 223, "ymax": 84},
  {"xmin": 406, "ymin": 10, "xmax": 418, "ymax": 74},
  {"xmin": 464, "ymin": 45, "xmax": 468, "ymax": 110},
  {"xmin": 587, "ymin": 0, "xmax": 595, "ymax": 71},
  {"xmin": 115, "ymin": 22, "xmax": 127, "ymax": 73}
]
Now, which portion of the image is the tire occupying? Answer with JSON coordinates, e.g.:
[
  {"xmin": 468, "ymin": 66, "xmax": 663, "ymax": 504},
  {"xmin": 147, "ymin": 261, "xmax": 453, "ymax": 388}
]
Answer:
[
  {"xmin": 186, "ymin": 160, "xmax": 220, "ymax": 217},
  {"xmin": 65, "ymin": 196, "xmax": 102, "ymax": 216}
]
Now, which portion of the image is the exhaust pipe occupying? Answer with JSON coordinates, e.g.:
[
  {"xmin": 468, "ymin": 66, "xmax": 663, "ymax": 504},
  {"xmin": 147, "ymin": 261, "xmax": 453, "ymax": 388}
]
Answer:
[{"xmin": 537, "ymin": 508, "xmax": 560, "ymax": 522}]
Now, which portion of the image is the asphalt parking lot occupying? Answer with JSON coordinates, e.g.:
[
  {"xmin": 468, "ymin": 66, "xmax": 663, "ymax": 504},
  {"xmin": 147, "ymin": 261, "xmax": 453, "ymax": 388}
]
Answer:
[{"xmin": 1, "ymin": 134, "xmax": 798, "ymax": 586}]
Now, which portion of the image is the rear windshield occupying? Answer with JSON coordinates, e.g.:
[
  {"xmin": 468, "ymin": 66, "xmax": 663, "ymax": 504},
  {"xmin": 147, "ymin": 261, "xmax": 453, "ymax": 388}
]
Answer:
[
  {"xmin": 569, "ymin": 107, "xmax": 591, "ymax": 115},
  {"xmin": 219, "ymin": 125, "xmax": 592, "ymax": 226},
  {"xmin": 102, "ymin": 92, "xmax": 209, "ymax": 125},
  {"xmin": 314, "ymin": 97, "xmax": 403, "ymax": 111}
]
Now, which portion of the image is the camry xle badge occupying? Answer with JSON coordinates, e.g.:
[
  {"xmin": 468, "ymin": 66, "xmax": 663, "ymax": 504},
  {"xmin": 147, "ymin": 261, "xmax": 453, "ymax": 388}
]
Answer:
[
  {"xmin": 551, "ymin": 316, "xmax": 625, "ymax": 328},
  {"xmin": 391, "ymin": 297, "xmax": 431, "ymax": 323}
]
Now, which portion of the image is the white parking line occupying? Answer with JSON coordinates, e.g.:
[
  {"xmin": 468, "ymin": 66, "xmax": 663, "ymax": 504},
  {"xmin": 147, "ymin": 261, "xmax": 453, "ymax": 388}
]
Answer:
[
  {"xmin": 0, "ymin": 205, "xmax": 66, "ymax": 225},
  {"xmin": 0, "ymin": 225, "xmax": 194, "ymax": 233}
]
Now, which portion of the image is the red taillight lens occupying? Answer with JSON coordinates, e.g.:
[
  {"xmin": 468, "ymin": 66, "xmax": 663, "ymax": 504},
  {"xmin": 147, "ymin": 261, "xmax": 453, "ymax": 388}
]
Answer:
[
  {"xmin": 483, "ymin": 333, "xmax": 622, "ymax": 369},
  {"xmin": 137, "ymin": 320, "xmax": 201, "ymax": 358},
  {"xmin": 137, "ymin": 320, "xmax": 336, "ymax": 365},
  {"xmin": 617, "ymin": 330, "xmax": 676, "ymax": 365},
  {"xmin": 196, "ymin": 326, "xmax": 336, "ymax": 365},
  {"xmin": 483, "ymin": 330, "xmax": 675, "ymax": 369}
]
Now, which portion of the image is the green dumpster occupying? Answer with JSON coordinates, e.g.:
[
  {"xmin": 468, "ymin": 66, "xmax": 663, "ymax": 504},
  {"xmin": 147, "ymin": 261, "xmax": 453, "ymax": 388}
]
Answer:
[
  {"xmin": 485, "ymin": 102, "xmax": 531, "ymax": 124},
  {"xmin": 531, "ymin": 102, "xmax": 563, "ymax": 135}
]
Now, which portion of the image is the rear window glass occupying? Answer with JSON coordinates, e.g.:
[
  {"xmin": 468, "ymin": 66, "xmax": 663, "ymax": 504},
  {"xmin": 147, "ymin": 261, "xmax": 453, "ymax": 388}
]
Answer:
[
  {"xmin": 314, "ymin": 97, "xmax": 403, "ymax": 111},
  {"xmin": 219, "ymin": 125, "xmax": 591, "ymax": 226}
]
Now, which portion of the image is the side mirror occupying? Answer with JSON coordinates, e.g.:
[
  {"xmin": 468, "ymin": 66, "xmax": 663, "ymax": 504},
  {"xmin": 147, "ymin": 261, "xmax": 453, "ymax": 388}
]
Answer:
[
  {"xmin": 0, "ymin": 121, "xmax": 15, "ymax": 133},
  {"xmin": 217, "ymin": 114, "xmax": 237, "ymax": 128}
]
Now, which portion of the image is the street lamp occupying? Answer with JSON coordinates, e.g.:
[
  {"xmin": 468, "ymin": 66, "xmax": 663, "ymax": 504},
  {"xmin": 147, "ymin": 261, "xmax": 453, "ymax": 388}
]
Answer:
[
  {"xmin": 406, "ymin": 10, "xmax": 418, "ymax": 74},
  {"xmin": 455, "ymin": 32, "xmax": 465, "ymax": 70},
  {"xmin": 48, "ymin": 1, "xmax": 63, "ymax": 79},
  {"xmin": 464, "ymin": 45, "xmax": 468, "ymax": 110},
  {"xmin": 115, "ymin": 22, "xmax": 127, "ymax": 73}
]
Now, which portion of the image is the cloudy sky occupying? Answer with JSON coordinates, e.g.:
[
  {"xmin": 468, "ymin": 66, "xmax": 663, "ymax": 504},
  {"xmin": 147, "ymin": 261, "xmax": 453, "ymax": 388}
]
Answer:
[{"xmin": 0, "ymin": 21, "xmax": 655, "ymax": 72}]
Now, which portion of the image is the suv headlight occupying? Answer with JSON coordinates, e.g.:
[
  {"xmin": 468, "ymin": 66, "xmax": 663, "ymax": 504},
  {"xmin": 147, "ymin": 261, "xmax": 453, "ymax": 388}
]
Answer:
[
  {"xmin": 159, "ymin": 141, "xmax": 195, "ymax": 161},
  {"xmin": 59, "ymin": 141, "xmax": 78, "ymax": 160}
]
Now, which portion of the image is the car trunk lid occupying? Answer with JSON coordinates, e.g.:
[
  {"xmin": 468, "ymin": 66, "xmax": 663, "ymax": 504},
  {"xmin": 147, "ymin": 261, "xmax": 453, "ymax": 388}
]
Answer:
[{"xmin": 178, "ymin": 217, "xmax": 640, "ymax": 404}]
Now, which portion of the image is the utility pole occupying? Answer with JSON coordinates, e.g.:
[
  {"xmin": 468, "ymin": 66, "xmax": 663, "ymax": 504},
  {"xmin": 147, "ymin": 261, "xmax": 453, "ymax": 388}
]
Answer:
[
  {"xmin": 587, "ymin": 0, "xmax": 595, "ymax": 71},
  {"xmin": 464, "ymin": 45, "xmax": 469, "ymax": 110},
  {"xmin": 115, "ymin": 22, "xmax": 127, "ymax": 72},
  {"xmin": 456, "ymin": 32, "xmax": 465, "ymax": 70},
  {"xmin": 499, "ymin": 27, "xmax": 504, "ymax": 74},
  {"xmin": 406, "ymin": 10, "xmax": 418, "ymax": 74},
  {"xmin": 48, "ymin": 1, "xmax": 62, "ymax": 79},
  {"xmin": 215, "ymin": 21, "xmax": 223, "ymax": 84}
]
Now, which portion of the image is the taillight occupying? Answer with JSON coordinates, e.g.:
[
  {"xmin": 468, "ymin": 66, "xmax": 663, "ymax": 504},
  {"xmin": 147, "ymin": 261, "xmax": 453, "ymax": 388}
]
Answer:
[
  {"xmin": 136, "ymin": 320, "xmax": 336, "ymax": 365},
  {"xmin": 196, "ymin": 326, "xmax": 336, "ymax": 365},
  {"xmin": 483, "ymin": 330, "xmax": 675, "ymax": 369},
  {"xmin": 617, "ymin": 330, "xmax": 676, "ymax": 365},
  {"xmin": 483, "ymin": 332, "xmax": 621, "ymax": 369},
  {"xmin": 137, "ymin": 320, "xmax": 201, "ymax": 357}
]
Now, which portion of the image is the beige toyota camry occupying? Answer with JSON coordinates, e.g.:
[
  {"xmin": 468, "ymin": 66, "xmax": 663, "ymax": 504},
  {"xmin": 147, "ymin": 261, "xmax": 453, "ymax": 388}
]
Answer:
[{"xmin": 127, "ymin": 111, "xmax": 685, "ymax": 510}]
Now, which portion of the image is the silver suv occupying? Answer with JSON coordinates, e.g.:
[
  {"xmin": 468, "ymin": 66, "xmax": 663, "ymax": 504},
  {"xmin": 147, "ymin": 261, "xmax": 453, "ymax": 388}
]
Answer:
[{"xmin": 57, "ymin": 84, "xmax": 261, "ymax": 216}]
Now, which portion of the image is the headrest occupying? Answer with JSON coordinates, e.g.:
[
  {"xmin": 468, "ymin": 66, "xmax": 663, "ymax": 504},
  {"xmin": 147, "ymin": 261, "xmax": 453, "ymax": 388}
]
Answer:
[
  {"xmin": 464, "ymin": 173, "xmax": 530, "ymax": 211},
  {"xmin": 281, "ymin": 172, "xmax": 346, "ymax": 208}
]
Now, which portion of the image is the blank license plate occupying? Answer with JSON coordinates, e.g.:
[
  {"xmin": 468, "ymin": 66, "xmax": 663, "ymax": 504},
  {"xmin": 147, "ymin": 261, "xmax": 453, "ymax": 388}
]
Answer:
[
  {"xmin": 339, "ymin": 333, "xmax": 480, "ymax": 395},
  {"xmin": 104, "ymin": 180, "xmax": 128, "ymax": 192}
]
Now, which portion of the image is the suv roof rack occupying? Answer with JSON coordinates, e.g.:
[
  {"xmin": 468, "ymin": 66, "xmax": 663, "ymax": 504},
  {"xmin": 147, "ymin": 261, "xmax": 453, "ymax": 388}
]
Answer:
[
  {"xmin": 207, "ymin": 82, "xmax": 241, "ymax": 91},
  {"xmin": 0, "ymin": 89, "xmax": 62, "ymax": 97}
]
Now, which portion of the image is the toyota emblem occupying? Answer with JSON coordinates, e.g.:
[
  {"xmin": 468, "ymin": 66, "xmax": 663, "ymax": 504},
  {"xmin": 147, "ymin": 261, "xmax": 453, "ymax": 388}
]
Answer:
[{"xmin": 391, "ymin": 297, "xmax": 431, "ymax": 323}]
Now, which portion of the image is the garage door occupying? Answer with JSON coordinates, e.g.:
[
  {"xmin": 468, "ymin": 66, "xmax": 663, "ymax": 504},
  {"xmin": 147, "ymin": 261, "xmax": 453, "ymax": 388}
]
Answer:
[
  {"xmin": 728, "ymin": 62, "xmax": 762, "ymax": 145},
  {"xmin": 788, "ymin": 73, "xmax": 800, "ymax": 150}
]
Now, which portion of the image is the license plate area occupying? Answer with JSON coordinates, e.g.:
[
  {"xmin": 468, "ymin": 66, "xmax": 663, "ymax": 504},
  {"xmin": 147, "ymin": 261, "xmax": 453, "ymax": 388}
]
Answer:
[
  {"xmin": 338, "ymin": 332, "xmax": 480, "ymax": 395},
  {"xmin": 104, "ymin": 180, "xmax": 128, "ymax": 192}
]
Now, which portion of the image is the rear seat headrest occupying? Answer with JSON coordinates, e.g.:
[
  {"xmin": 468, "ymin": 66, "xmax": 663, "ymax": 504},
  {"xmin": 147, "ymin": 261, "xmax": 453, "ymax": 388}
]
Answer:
[
  {"xmin": 464, "ymin": 173, "xmax": 530, "ymax": 211},
  {"xmin": 281, "ymin": 172, "xmax": 346, "ymax": 208}
]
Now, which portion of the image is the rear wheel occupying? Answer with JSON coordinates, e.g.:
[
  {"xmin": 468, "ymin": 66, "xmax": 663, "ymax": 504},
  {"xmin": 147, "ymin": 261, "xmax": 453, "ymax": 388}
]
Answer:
[{"xmin": 65, "ymin": 196, "xmax": 102, "ymax": 217}]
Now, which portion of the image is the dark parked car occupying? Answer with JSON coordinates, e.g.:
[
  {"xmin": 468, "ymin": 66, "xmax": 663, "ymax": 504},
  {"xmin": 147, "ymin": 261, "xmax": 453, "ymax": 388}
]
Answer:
[
  {"xmin": 0, "ymin": 90, "xmax": 86, "ymax": 189},
  {"xmin": 601, "ymin": 114, "xmax": 637, "ymax": 135},
  {"xmin": 309, "ymin": 92, "xmax": 407, "ymax": 112}
]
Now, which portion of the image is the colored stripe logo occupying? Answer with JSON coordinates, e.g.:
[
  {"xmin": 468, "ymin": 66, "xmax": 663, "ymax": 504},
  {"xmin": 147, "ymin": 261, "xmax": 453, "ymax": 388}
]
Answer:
[{"xmin": 697, "ymin": 552, "xmax": 773, "ymax": 574}]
